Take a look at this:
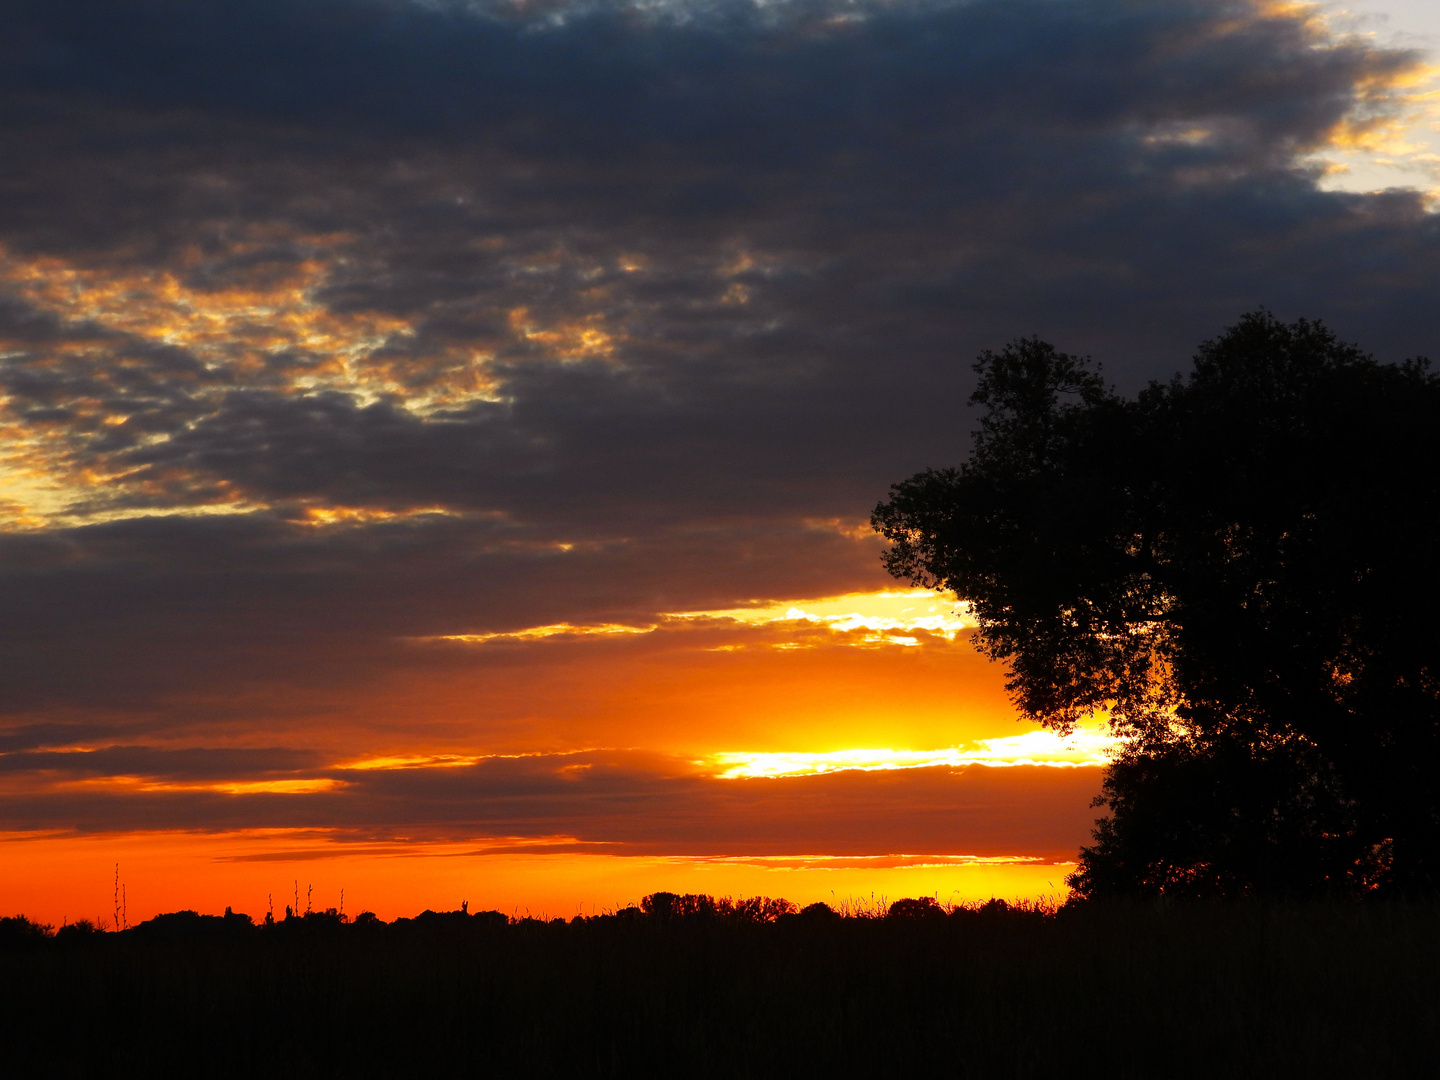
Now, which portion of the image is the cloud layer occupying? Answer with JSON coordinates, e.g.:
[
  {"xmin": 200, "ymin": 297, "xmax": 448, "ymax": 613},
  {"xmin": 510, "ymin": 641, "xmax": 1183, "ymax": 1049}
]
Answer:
[
  {"xmin": 0, "ymin": 0, "xmax": 1435, "ymax": 861},
  {"xmin": 0, "ymin": 744, "xmax": 1100, "ymax": 860}
]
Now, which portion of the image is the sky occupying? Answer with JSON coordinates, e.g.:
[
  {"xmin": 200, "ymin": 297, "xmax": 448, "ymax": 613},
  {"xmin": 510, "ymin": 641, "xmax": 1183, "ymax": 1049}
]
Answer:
[{"xmin": 1, "ymin": 0, "xmax": 1437, "ymax": 926}]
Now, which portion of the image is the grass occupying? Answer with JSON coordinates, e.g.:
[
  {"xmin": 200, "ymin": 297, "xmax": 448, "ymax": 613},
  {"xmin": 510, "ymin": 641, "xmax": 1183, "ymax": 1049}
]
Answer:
[{"xmin": 1, "ymin": 895, "xmax": 1437, "ymax": 1077}]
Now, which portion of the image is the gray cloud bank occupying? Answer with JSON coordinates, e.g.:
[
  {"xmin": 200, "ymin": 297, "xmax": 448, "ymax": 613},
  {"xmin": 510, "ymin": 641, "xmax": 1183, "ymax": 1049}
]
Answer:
[
  {"xmin": 1, "ymin": 0, "xmax": 1437, "ymax": 755},
  {"xmin": 0, "ymin": 745, "xmax": 1099, "ymax": 858}
]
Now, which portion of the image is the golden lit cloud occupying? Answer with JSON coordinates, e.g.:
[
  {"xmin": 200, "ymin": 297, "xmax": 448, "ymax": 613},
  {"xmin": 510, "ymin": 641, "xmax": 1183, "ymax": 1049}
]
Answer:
[
  {"xmin": 334, "ymin": 750, "xmax": 594, "ymax": 771},
  {"xmin": 431, "ymin": 623, "xmax": 656, "ymax": 644},
  {"xmin": 0, "ymin": 239, "xmax": 469, "ymax": 525},
  {"xmin": 1301, "ymin": 10, "xmax": 1440, "ymax": 199},
  {"xmin": 61, "ymin": 776, "xmax": 344, "ymax": 795},
  {"xmin": 508, "ymin": 306, "xmax": 618, "ymax": 360},
  {"xmin": 0, "ymin": 237, "xmax": 643, "ymax": 527},
  {"xmin": 337, "ymin": 753, "xmax": 488, "ymax": 771},
  {"xmin": 0, "ymin": 242, "xmax": 415, "ymax": 394},
  {"xmin": 666, "ymin": 589, "xmax": 968, "ymax": 646},
  {"xmin": 295, "ymin": 505, "xmax": 459, "ymax": 528},
  {"xmin": 706, "ymin": 728, "xmax": 1117, "ymax": 778},
  {"xmin": 416, "ymin": 590, "xmax": 969, "ymax": 651}
]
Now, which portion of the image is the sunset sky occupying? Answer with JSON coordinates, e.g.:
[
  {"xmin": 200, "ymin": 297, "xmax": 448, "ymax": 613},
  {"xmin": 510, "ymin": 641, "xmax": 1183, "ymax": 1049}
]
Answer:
[{"xmin": 2, "ymin": 0, "xmax": 1438, "ymax": 925}]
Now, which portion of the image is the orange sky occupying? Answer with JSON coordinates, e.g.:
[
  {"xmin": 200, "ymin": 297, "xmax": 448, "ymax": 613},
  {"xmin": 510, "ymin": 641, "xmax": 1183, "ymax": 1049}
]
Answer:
[
  {"xmin": 4, "ymin": 0, "xmax": 1435, "ymax": 927},
  {"xmin": 0, "ymin": 587, "xmax": 1108, "ymax": 924}
]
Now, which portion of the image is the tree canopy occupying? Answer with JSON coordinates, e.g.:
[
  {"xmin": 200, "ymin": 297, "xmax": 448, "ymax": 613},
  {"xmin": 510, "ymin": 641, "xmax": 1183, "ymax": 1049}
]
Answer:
[{"xmin": 872, "ymin": 312, "xmax": 1440, "ymax": 898}]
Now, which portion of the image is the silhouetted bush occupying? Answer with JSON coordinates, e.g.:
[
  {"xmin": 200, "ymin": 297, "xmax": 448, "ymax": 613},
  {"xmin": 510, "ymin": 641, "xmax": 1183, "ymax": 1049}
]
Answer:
[
  {"xmin": 0, "ymin": 914, "xmax": 52, "ymax": 950},
  {"xmin": 640, "ymin": 891, "xmax": 797, "ymax": 922},
  {"xmin": 53, "ymin": 919, "xmax": 106, "ymax": 943},
  {"xmin": 888, "ymin": 896, "xmax": 945, "ymax": 920},
  {"xmin": 795, "ymin": 902, "xmax": 840, "ymax": 921}
]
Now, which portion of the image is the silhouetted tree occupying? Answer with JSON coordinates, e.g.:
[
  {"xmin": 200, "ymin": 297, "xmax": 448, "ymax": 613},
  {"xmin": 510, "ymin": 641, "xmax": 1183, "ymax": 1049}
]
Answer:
[{"xmin": 872, "ymin": 312, "xmax": 1440, "ymax": 897}]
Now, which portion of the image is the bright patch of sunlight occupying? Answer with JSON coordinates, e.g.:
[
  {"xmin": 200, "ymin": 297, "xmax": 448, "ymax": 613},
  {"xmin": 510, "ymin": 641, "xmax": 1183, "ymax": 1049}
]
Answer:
[
  {"xmin": 1308, "ymin": 2, "xmax": 1440, "ymax": 203},
  {"xmin": 706, "ymin": 728, "xmax": 1117, "ymax": 778},
  {"xmin": 668, "ymin": 589, "xmax": 968, "ymax": 643}
]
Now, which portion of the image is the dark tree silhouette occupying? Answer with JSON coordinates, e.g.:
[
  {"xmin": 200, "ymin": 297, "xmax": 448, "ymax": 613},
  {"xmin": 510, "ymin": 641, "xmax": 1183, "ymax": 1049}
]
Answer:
[{"xmin": 872, "ymin": 312, "xmax": 1440, "ymax": 897}]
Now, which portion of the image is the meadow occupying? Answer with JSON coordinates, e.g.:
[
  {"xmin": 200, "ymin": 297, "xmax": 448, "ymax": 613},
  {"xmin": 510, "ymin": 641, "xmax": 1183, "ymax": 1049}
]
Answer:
[{"xmin": 2, "ymin": 894, "xmax": 1437, "ymax": 1077}]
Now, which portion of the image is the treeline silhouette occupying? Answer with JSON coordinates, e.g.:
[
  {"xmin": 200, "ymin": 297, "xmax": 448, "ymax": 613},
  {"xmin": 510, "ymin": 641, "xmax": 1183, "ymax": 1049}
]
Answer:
[{"xmin": 4, "ymin": 894, "xmax": 1439, "ymax": 1076}]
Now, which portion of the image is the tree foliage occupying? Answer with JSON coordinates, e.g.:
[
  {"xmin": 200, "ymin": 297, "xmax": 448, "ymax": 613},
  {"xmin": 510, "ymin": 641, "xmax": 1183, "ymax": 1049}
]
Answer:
[{"xmin": 872, "ymin": 312, "xmax": 1440, "ymax": 897}]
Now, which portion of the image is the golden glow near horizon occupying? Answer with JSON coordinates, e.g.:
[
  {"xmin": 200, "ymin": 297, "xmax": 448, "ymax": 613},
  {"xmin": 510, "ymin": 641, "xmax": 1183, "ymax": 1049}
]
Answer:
[
  {"xmin": 706, "ymin": 728, "xmax": 1117, "ymax": 779},
  {"xmin": 0, "ymin": 828, "xmax": 1079, "ymax": 926},
  {"xmin": 0, "ymin": 578, "xmax": 1101, "ymax": 927}
]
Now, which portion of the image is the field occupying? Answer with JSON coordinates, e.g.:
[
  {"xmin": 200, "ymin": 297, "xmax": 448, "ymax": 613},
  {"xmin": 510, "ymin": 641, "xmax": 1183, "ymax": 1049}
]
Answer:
[{"xmin": 3, "ymin": 896, "xmax": 1438, "ymax": 1077}]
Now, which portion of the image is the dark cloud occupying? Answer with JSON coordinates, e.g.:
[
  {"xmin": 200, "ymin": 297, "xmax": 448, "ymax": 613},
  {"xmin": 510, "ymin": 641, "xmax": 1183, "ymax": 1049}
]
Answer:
[
  {"xmin": 0, "ymin": 0, "xmax": 1436, "ymax": 818},
  {"xmin": 0, "ymin": 745, "xmax": 321, "ymax": 780},
  {"xmin": 0, "ymin": 747, "xmax": 1101, "ymax": 859},
  {"xmin": 0, "ymin": 511, "xmax": 888, "ymax": 733}
]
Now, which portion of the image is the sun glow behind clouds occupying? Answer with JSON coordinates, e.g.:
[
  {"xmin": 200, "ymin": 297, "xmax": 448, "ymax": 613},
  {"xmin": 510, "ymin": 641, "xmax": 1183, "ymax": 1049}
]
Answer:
[
  {"xmin": 421, "ymin": 589, "xmax": 969, "ymax": 649},
  {"xmin": 669, "ymin": 589, "xmax": 968, "ymax": 642},
  {"xmin": 0, "ymin": 829, "xmax": 1079, "ymax": 926},
  {"xmin": 1307, "ymin": 1, "xmax": 1440, "ymax": 202},
  {"xmin": 708, "ymin": 729, "xmax": 1117, "ymax": 779},
  {"xmin": 433, "ymin": 623, "xmax": 655, "ymax": 644}
]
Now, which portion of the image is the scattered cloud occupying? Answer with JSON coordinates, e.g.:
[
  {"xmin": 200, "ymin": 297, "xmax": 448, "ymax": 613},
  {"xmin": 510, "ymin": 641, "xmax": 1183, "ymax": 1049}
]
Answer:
[{"xmin": 1, "ymin": 0, "xmax": 1436, "ymax": 873}]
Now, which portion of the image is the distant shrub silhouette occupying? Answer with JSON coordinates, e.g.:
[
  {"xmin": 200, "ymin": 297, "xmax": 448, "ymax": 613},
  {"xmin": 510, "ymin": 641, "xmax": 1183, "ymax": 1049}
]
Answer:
[
  {"xmin": 130, "ymin": 909, "xmax": 253, "ymax": 941},
  {"xmin": 0, "ymin": 915, "xmax": 53, "ymax": 950},
  {"xmin": 55, "ymin": 919, "xmax": 105, "ymax": 942},
  {"xmin": 641, "ymin": 891, "xmax": 715, "ymax": 920},
  {"xmin": 797, "ymin": 902, "xmax": 840, "ymax": 921},
  {"xmin": 640, "ymin": 893, "xmax": 798, "ymax": 922},
  {"xmin": 732, "ymin": 896, "xmax": 799, "ymax": 922},
  {"xmin": 887, "ymin": 897, "xmax": 946, "ymax": 920}
]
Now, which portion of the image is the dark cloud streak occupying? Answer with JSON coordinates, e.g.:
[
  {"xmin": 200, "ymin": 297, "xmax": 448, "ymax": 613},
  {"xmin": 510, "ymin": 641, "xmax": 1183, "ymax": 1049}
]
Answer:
[{"xmin": 0, "ymin": 747, "xmax": 1101, "ymax": 859}]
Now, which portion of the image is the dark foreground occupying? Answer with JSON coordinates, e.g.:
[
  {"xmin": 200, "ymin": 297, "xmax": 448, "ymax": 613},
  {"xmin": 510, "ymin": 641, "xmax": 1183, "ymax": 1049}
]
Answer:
[{"xmin": 3, "ymin": 896, "xmax": 1437, "ymax": 1078}]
